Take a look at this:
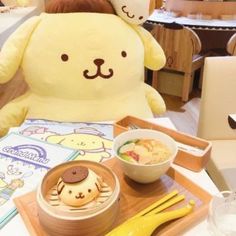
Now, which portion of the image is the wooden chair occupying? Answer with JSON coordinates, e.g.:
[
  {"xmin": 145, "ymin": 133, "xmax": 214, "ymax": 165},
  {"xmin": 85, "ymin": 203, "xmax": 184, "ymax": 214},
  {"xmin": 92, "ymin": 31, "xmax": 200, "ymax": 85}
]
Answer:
[
  {"xmin": 197, "ymin": 56, "xmax": 236, "ymax": 191},
  {"xmin": 227, "ymin": 33, "xmax": 236, "ymax": 56},
  {"xmin": 155, "ymin": 0, "xmax": 163, "ymax": 9},
  {"xmin": 152, "ymin": 22, "xmax": 206, "ymax": 102}
]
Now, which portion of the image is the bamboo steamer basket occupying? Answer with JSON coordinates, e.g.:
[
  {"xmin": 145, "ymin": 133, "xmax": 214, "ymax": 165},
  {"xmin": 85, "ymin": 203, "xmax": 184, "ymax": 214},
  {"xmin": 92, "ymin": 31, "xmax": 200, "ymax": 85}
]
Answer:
[{"xmin": 36, "ymin": 160, "xmax": 120, "ymax": 236}]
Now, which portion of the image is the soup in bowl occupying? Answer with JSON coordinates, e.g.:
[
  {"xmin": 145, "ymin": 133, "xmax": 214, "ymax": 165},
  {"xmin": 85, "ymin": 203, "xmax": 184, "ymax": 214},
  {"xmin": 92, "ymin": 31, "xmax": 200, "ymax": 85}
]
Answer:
[{"xmin": 113, "ymin": 129, "xmax": 178, "ymax": 183}]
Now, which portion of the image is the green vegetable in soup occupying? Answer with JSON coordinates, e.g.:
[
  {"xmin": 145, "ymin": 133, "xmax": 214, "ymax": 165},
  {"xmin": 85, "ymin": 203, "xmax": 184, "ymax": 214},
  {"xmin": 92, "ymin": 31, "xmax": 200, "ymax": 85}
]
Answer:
[{"xmin": 123, "ymin": 139, "xmax": 139, "ymax": 145}]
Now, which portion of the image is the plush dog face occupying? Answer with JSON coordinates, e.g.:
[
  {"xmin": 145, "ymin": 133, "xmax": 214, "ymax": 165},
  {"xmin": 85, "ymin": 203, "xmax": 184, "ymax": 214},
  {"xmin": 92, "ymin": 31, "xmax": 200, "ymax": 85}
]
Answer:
[
  {"xmin": 22, "ymin": 13, "xmax": 144, "ymax": 100},
  {"xmin": 109, "ymin": 0, "xmax": 156, "ymax": 24}
]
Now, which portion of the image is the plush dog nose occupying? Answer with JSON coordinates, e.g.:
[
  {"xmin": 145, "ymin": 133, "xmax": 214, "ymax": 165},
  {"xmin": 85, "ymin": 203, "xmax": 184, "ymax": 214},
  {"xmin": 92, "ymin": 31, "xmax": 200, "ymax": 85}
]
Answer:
[{"xmin": 94, "ymin": 58, "xmax": 104, "ymax": 66}]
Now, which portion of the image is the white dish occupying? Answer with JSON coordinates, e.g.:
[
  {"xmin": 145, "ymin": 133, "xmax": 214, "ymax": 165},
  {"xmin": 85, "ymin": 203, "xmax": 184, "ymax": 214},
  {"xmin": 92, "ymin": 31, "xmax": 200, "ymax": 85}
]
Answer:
[{"xmin": 113, "ymin": 129, "xmax": 178, "ymax": 184}]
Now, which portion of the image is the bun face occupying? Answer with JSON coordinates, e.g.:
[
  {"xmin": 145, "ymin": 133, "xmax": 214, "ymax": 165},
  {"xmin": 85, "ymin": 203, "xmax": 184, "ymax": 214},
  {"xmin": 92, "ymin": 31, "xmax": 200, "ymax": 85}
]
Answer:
[{"xmin": 57, "ymin": 166, "xmax": 101, "ymax": 207}]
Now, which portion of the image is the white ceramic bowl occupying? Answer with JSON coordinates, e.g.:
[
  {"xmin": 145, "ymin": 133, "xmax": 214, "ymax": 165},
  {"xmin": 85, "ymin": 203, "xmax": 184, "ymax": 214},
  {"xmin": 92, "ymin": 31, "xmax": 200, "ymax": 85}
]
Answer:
[{"xmin": 113, "ymin": 129, "xmax": 178, "ymax": 184}]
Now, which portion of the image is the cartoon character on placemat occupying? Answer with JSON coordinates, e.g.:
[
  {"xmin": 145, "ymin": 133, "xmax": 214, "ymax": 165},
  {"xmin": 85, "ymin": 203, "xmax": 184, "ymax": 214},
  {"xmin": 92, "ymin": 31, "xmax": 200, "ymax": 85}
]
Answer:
[
  {"xmin": 47, "ymin": 127, "xmax": 113, "ymax": 162},
  {"xmin": 0, "ymin": 0, "xmax": 166, "ymax": 137},
  {"xmin": 0, "ymin": 168, "xmax": 33, "ymax": 206},
  {"xmin": 0, "ymin": 165, "xmax": 22, "ymax": 189},
  {"xmin": 0, "ymin": 172, "xmax": 6, "ymax": 188},
  {"xmin": 0, "ymin": 179, "xmax": 24, "ymax": 206},
  {"xmin": 20, "ymin": 125, "xmax": 113, "ymax": 162}
]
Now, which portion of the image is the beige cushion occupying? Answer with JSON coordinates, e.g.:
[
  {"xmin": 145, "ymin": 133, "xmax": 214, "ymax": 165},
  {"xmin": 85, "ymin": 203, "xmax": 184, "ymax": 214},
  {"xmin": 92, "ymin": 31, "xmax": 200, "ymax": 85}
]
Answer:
[
  {"xmin": 198, "ymin": 57, "xmax": 236, "ymax": 191},
  {"xmin": 198, "ymin": 57, "xmax": 236, "ymax": 140},
  {"xmin": 206, "ymin": 140, "xmax": 236, "ymax": 191}
]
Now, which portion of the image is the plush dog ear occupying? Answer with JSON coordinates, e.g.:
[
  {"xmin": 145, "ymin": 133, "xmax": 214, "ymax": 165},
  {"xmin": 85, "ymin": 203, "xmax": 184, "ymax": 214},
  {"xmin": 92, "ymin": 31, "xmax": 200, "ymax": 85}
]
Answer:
[
  {"xmin": 0, "ymin": 16, "xmax": 41, "ymax": 83},
  {"xmin": 132, "ymin": 25, "xmax": 166, "ymax": 71}
]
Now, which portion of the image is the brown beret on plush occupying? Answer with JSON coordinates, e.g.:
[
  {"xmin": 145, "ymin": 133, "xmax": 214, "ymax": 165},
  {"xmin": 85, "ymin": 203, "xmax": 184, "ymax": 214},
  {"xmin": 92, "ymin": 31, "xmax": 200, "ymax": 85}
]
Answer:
[{"xmin": 45, "ymin": 0, "xmax": 115, "ymax": 14}]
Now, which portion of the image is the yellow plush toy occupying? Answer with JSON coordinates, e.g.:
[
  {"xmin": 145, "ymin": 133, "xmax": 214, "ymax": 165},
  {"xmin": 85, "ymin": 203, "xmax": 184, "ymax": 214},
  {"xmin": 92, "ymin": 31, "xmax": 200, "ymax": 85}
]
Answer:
[
  {"xmin": 109, "ymin": 0, "xmax": 156, "ymax": 25},
  {"xmin": 0, "ymin": 0, "xmax": 166, "ymax": 137}
]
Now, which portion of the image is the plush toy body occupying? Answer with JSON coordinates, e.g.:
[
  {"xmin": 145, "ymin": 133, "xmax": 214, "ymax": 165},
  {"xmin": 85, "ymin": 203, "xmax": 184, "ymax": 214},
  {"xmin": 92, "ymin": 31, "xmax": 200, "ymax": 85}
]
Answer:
[{"xmin": 0, "ymin": 12, "xmax": 166, "ymax": 136}]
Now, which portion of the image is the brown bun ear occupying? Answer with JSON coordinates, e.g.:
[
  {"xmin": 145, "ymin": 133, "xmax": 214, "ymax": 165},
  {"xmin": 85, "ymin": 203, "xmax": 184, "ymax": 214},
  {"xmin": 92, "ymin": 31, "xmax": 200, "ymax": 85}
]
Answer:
[{"xmin": 46, "ymin": 0, "xmax": 115, "ymax": 14}]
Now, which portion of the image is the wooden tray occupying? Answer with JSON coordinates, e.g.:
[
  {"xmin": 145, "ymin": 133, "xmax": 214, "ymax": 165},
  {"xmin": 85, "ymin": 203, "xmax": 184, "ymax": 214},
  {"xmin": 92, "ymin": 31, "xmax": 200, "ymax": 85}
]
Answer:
[
  {"xmin": 114, "ymin": 116, "xmax": 212, "ymax": 172},
  {"xmin": 14, "ymin": 158, "xmax": 212, "ymax": 236}
]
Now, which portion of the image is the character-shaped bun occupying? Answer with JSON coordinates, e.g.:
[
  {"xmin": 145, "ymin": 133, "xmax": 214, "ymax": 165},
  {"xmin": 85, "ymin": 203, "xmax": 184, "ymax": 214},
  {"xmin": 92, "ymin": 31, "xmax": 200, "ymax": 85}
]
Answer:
[
  {"xmin": 109, "ymin": 0, "xmax": 155, "ymax": 25},
  {"xmin": 57, "ymin": 166, "xmax": 101, "ymax": 207}
]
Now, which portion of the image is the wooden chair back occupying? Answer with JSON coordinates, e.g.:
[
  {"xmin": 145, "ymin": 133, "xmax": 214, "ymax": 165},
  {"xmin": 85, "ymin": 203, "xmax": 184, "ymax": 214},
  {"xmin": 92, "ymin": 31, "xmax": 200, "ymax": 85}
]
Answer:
[
  {"xmin": 227, "ymin": 33, "xmax": 236, "ymax": 56},
  {"xmin": 153, "ymin": 23, "xmax": 202, "ymax": 74},
  {"xmin": 155, "ymin": 0, "xmax": 163, "ymax": 9}
]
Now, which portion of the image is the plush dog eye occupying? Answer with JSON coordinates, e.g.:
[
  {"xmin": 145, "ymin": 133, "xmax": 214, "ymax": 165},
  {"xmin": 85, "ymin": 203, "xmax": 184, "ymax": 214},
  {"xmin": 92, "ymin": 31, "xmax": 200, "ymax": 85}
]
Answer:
[
  {"xmin": 61, "ymin": 54, "xmax": 69, "ymax": 61},
  {"xmin": 121, "ymin": 51, "xmax": 127, "ymax": 58},
  {"xmin": 88, "ymin": 189, "xmax": 91, "ymax": 193},
  {"xmin": 69, "ymin": 190, "xmax": 72, "ymax": 194},
  {"xmin": 139, "ymin": 16, "xmax": 144, "ymax": 20}
]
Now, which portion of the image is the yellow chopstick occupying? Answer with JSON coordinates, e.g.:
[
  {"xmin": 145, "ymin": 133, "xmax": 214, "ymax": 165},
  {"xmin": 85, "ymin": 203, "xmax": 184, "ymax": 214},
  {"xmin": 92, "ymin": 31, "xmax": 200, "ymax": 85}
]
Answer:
[
  {"xmin": 130, "ymin": 190, "xmax": 179, "ymax": 220},
  {"xmin": 145, "ymin": 194, "xmax": 185, "ymax": 216}
]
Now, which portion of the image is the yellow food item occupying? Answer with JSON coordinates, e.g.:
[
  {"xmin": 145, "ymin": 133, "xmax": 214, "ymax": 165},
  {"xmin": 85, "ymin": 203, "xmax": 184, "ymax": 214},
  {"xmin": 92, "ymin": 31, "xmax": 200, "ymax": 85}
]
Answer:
[
  {"xmin": 106, "ymin": 200, "xmax": 195, "ymax": 236},
  {"xmin": 57, "ymin": 167, "xmax": 101, "ymax": 207}
]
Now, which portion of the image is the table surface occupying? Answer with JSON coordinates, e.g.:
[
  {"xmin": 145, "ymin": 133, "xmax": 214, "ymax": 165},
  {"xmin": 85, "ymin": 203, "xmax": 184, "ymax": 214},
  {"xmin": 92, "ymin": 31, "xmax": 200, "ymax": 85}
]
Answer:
[
  {"xmin": 148, "ymin": 10, "xmax": 236, "ymax": 30},
  {"xmin": 0, "ymin": 117, "xmax": 219, "ymax": 236}
]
